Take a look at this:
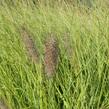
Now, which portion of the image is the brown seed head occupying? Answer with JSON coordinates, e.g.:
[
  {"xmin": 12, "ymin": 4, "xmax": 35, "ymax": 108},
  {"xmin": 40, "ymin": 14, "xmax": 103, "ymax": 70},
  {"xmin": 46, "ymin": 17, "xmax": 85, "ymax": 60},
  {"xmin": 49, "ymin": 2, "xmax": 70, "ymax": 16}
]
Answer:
[
  {"xmin": 20, "ymin": 26, "xmax": 39, "ymax": 63},
  {"xmin": 0, "ymin": 99, "xmax": 9, "ymax": 109},
  {"xmin": 44, "ymin": 35, "xmax": 59, "ymax": 77}
]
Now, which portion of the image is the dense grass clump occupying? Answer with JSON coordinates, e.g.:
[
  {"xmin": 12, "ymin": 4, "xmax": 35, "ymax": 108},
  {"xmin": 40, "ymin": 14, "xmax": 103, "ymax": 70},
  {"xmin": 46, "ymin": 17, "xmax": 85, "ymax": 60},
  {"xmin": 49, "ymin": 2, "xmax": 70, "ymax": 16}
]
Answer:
[{"xmin": 0, "ymin": 0, "xmax": 109, "ymax": 109}]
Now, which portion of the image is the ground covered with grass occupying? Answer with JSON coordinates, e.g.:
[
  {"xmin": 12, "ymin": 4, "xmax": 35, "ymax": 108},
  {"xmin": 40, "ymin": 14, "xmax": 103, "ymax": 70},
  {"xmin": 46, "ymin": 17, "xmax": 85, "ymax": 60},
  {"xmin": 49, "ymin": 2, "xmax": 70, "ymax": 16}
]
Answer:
[{"xmin": 0, "ymin": 1, "xmax": 109, "ymax": 109}]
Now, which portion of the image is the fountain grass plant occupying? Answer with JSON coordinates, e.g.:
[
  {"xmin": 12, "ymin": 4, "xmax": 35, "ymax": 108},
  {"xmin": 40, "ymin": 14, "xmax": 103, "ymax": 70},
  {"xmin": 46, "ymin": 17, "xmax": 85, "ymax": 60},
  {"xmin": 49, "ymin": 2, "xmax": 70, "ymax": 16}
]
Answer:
[{"xmin": 0, "ymin": 0, "xmax": 109, "ymax": 109}]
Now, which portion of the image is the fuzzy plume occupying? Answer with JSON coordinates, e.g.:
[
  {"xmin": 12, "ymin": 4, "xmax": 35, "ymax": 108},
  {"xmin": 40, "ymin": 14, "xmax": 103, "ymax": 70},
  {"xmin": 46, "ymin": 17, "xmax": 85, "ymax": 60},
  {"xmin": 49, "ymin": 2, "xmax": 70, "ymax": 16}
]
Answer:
[
  {"xmin": 0, "ymin": 99, "xmax": 9, "ymax": 109},
  {"xmin": 44, "ymin": 35, "xmax": 59, "ymax": 77},
  {"xmin": 20, "ymin": 26, "xmax": 39, "ymax": 63}
]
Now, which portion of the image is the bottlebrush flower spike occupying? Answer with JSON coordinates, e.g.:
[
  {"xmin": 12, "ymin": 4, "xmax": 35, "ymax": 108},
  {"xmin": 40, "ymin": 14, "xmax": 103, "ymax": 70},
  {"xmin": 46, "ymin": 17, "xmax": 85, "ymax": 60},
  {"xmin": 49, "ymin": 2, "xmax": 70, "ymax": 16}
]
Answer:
[
  {"xmin": 20, "ymin": 26, "xmax": 39, "ymax": 63},
  {"xmin": 44, "ymin": 35, "xmax": 59, "ymax": 77},
  {"xmin": 0, "ymin": 99, "xmax": 9, "ymax": 109}
]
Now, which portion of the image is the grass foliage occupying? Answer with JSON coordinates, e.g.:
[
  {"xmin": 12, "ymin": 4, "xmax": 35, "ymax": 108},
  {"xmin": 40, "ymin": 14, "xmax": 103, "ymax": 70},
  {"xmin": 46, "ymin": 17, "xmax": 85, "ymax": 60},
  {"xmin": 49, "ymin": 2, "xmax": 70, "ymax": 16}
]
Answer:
[{"xmin": 0, "ymin": 0, "xmax": 109, "ymax": 109}]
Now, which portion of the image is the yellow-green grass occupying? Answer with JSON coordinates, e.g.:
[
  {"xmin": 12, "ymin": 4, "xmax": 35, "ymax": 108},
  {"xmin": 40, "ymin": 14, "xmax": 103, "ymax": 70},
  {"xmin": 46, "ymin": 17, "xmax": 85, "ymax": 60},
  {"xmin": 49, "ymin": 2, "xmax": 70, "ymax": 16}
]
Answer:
[{"xmin": 0, "ymin": 1, "xmax": 109, "ymax": 109}]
